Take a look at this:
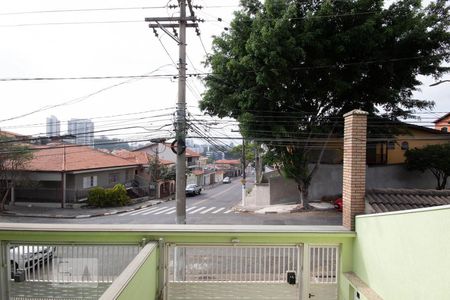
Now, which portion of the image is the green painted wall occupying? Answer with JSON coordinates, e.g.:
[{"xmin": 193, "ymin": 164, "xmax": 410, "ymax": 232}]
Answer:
[
  {"xmin": 117, "ymin": 248, "xmax": 159, "ymax": 300},
  {"xmin": 353, "ymin": 206, "xmax": 450, "ymax": 300}
]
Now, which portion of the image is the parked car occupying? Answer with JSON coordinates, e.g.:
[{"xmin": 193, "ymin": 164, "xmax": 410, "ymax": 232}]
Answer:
[
  {"xmin": 10, "ymin": 245, "xmax": 55, "ymax": 276},
  {"xmin": 185, "ymin": 184, "xmax": 202, "ymax": 196},
  {"xmin": 223, "ymin": 177, "xmax": 231, "ymax": 184}
]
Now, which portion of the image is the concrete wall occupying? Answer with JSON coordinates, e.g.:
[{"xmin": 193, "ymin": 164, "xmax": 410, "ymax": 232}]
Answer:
[
  {"xmin": 245, "ymin": 183, "xmax": 270, "ymax": 207},
  {"xmin": 268, "ymin": 164, "xmax": 439, "ymax": 203},
  {"xmin": 269, "ymin": 176, "xmax": 299, "ymax": 205},
  {"xmin": 352, "ymin": 206, "xmax": 450, "ymax": 300}
]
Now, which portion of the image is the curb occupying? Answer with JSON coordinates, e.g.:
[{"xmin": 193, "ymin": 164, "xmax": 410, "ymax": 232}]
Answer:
[{"xmin": 0, "ymin": 199, "xmax": 170, "ymax": 219}]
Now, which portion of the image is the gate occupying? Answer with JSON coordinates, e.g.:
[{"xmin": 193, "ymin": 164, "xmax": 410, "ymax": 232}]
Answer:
[
  {"xmin": 165, "ymin": 244, "xmax": 302, "ymax": 300},
  {"xmin": 307, "ymin": 245, "xmax": 339, "ymax": 300}
]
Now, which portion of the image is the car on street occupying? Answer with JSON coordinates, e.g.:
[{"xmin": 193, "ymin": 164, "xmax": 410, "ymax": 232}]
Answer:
[
  {"xmin": 185, "ymin": 184, "xmax": 202, "ymax": 196},
  {"xmin": 222, "ymin": 177, "xmax": 231, "ymax": 184},
  {"xmin": 10, "ymin": 245, "xmax": 55, "ymax": 277}
]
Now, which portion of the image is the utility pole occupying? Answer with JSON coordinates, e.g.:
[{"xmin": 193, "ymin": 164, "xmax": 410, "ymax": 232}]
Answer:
[
  {"xmin": 241, "ymin": 138, "xmax": 246, "ymax": 206},
  {"xmin": 145, "ymin": 0, "xmax": 200, "ymax": 224}
]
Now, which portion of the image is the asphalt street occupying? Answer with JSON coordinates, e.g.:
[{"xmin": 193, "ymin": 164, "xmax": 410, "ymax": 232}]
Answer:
[{"xmin": 0, "ymin": 179, "xmax": 341, "ymax": 225}]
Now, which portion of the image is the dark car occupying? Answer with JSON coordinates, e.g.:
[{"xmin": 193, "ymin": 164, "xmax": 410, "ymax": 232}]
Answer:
[{"xmin": 185, "ymin": 184, "xmax": 202, "ymax": 196}]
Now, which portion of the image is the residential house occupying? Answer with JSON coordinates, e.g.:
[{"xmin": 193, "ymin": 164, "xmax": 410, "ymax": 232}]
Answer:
[
  {"xmin": 113, "ymin": 149, "xmax": 175, "ymax": 198},
  {"xmin": 12, "ymin": 144, "xmax": 140, "ymax": 206},
  {"xmin": 134, "ymin": 143, "xmax": 201, "ymax": 169},
  {"xmin": 214, "ymin": 159, "xmax": 242, "ymax": 177},
  {"xmin": 2, "ymin": 110, "xmax": 448, "ymax": 300},
  {"xmin": 433, "ymin": 112, "xmax": 450, "ymax": 132}
]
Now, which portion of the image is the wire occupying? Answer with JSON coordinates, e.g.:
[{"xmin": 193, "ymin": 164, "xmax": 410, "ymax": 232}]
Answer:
[{"xmin": 0, "ymin": 6, "xmax": 167, "ymax": 16}]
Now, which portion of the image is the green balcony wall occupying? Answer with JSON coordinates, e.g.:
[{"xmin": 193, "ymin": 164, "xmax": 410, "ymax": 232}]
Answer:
[{"xmin": 353, "ymin": 206, "xmax": 450, "ymax": 300}]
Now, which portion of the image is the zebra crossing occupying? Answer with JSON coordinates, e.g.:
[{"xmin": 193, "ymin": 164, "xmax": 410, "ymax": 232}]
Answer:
[{"xmin": 119, "ymin": 205, "xmax": 234, "ymax": 217}]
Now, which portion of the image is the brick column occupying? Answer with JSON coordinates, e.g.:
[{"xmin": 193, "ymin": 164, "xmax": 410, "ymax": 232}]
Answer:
[{"xmin": 343, "ymin": 109, "xmax": 368, "ymax": 230}]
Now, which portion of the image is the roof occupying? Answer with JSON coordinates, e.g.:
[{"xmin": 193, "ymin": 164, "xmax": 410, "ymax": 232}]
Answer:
[
  {"xmin": 21, "ymin": 144, "xmax": 140, "ymax": 172},
  {"xmin": 114, "ymin": 150, "xmax": 174, "ymax": 165},
  {"xmin": 192, "ymin": 169, "xmax": 204, "ymax": 175},
  {"xmin": 215, "ymin": 159, "xmax": 241, "ymax": 165},
  {"xmin": 433, "ymin": 112, "xmax": 450, "ymax": 124},
  {"xmin": 134, "ymin": 143, "xmax": 200, "ymax": 157},
  {"xmin": 366, "ymin": 189, "xmax": 450, "ymax": 213}
]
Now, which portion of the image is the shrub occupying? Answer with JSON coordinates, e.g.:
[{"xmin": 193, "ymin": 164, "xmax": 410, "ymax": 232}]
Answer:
[{"xmin": 87, "ymin": 184, "xmax": 130, "ymax": 207}]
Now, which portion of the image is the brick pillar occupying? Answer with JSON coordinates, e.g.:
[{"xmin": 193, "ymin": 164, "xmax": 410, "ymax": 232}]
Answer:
[{"xmin": 343, "ymin": 109, "xmax": 368, "ymax": 230}]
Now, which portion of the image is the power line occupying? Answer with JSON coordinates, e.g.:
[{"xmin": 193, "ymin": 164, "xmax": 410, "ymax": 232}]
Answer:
[{"xmin": 0, "ymin": 6, "xmax": 168, "ymax": 16}]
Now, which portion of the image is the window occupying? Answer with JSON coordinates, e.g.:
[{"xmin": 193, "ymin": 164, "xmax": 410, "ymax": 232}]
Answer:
[
  {"xmin": 441, "ymin": 127, "xmax": 448, "ymax": 133},
  {"xmin": 109, "ymin": 173, "xmax": 119, "ymax": 184},
  {"xmin": 401, "ymin": 141, "xmax": 409, "ymax": 150},
  {"xmin": 83, "ymin": 176, "xmax": 97, "ymax": 188}
]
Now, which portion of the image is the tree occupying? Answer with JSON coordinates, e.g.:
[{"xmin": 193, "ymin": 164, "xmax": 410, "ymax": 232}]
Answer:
[
  {"xmin": 200, "ymin": 0, "xmax": 450, "ymax": 207},
  {"xmin": 405, "ymin": 143, "xmax": 450, "ymax": 190},
  {"xmin": 0, "ymin": 137, "xmax": 32, "ymax": 211}
]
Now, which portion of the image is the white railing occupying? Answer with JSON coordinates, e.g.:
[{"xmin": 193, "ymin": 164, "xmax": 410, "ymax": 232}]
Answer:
[
  {"xmin": 168, "ymin": 245, "xmax": 301, "ymax": 283},
  {"xmin": 9, "ymin": 243, "xmax": 141, "ymax": 283},
  {"xmin": 310, "ymin": 246, "xmax": 339, "ymax": 284}
]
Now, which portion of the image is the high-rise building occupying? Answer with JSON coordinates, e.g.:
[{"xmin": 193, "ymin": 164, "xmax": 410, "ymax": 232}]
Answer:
[
  {"xmin": 68, "ymin": 118, "xmax": 94, "ymax": 146},
  {"xmin": 46, "ymin": 115, "xmax": 60, "ymax": 137}
]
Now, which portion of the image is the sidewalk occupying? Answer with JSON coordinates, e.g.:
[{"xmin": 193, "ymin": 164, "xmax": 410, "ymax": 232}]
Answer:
[
  {"xmin": 1, "ymin": 197, "xmax": 173, "ymax": 219},
  {"xmin": 233, "ymin": 202, "xmax": 335, "ymax": 214}
]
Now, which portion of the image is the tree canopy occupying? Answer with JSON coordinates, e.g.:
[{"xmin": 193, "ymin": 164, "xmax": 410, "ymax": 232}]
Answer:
[
  {"xmin": 200, "ymin": 0, "xmax": 450, "ymax": 206},
  {"xmin": 405, "ymin": 143, "xmax": 450, "ymax": 190}
]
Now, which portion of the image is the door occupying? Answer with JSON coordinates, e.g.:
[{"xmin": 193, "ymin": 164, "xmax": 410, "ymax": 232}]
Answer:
[{"xmin": 306, "ymin": 245, "xmax": 339, "ymax": 300}]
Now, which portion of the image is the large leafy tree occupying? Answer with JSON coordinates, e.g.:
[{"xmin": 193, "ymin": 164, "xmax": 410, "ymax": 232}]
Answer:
[
  {"xmin": 200, "ymin": 0, "xmax": 450, "ymax": 207},
  {"xmin": 405, "ymin": 143, "xmax": 450, "ymax": 190}
]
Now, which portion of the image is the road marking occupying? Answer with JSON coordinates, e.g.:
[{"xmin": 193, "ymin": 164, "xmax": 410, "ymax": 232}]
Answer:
[
  {"xmin": 165, "ymin": 208, "xmax": 177, "ymax": 214},
  {"xmin": 224, "ymin": 209, "xmax": 233, "ymax": 214},
  {"xmin": 142, "ymin": 207, "xmax": 169, "ymax": 215},
  {"xmin": 212, "ymin": 207, "xmax": 225, "ymax": 214},
  {"xmin": 200, "ymin": 207, "xmax": 216, "ymax": 214},
  {"xmin": 186, "ymin": 206, "xmax": 197, "ymax": 212},
  {"xmin": 154, "ymin": 207, "xmax": 175, "ymax": 215},
  {"xmin": 128, "ymin": 207, "xmax": 159, "ymax": 216},
  {"xmin": 188, "ymin": 207, "xmax": 207, "ymax": 214}
]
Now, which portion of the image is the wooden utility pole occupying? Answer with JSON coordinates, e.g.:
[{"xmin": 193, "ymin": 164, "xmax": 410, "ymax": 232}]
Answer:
[{"xmin": 145, "ymin": 0, "xmax": 199, "ymax": 224}]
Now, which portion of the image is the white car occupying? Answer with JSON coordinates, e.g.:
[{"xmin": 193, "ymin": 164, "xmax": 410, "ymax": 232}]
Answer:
[
  {"xmin": 10, "ymin": 245, "xmax": 55, "ymax": 274},
  {"xmin": 223, "ymin": 177, "xmax": 231, "ymax": 184}
]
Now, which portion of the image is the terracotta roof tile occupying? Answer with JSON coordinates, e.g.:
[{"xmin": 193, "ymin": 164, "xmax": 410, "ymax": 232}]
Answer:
[
  {"xmin": 366, "ymin": 189, "xmax": 450, "ymax": 213},
  {"xmin": 114, "ymin": 150, "xmax": 174, "ymax": 165},
  {"xmin": 215, "ymin": 159, "xmax": 241, "ymax": 165},
  {"xmin": 22, "ymin": 144, "xmax": 139, "ymax": 172}
]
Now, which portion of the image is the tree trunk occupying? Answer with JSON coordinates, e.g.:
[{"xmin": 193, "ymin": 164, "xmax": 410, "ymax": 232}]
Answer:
[
  {"xmin": 0, "ymin": 188, "xmax": 10, "ymax": 212},
  {"xmin": 297, "ymin": 183, "xmax": 311, "ymax": 209}
]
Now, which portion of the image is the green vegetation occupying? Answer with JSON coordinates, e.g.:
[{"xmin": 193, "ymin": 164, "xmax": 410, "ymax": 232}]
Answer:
[
  {"xmin": 405, "ymin": 143, "xmax": 450, "ymax": 190},
  {"xmin": 0, "ymin": 137, "xmax": 33, "ymax": 211},
  {"xmin": 200, "ymin": 0, "xmax": 450, "ymax": 207},
  {"xmin": 87, "ymin": 184, "xmax": 130, "ymax": 207}
]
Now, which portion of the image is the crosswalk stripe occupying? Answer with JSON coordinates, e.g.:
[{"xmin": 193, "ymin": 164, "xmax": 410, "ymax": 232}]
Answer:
[
  {"xmin": 129, "ymin": 207, "xmax": 158, "ymax": 216},
  {"xmin": 212, "ymin": 207, "xmax": 225, "ymax": 214},
  {"xmin": 200, "ymin": 207, "xmax": 216, "ymax": 214},
  {"xmin": 186, "ymin": 206, "xmax": 197, "ymax": 212},
  {"xmin": 188, "ymin": 207, "xmax": 207, "ymax": 214},
  {"xmin": 224, "ymin": 209, "xmax": 233, "ymax": 214},
  {"xmin": 165, "ymin": 208, "xmax": 177, "ymax": 214},
  {"xmin": 142, "ymin": 206, "xmax": 169, "ymax": 215},
  {"xmin": 153, "ymin": 207, "xmax": 175, "ymax": 215}
]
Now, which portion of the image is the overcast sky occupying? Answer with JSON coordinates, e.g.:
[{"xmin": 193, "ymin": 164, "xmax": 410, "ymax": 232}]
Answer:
[{"xmin": 0, "ymin": 0, "xmax": 448, "ymax": 140}]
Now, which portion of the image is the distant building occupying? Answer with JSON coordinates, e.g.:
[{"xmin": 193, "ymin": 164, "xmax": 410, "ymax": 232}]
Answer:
[
  {"xmin": 68, "ymin": 118, "xmax": 94, "ymax": 146},
  {"xmin": 434, "ymin": 112, "xmax": 450, "ymax": 132},
  {"xmin": 46, "ymin": 115, "xmax": 60, "ymax": 137}
]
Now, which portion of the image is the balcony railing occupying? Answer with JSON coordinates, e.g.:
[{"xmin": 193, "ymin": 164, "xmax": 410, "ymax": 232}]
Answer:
[{"xmin": 0, "ymin": 224, "xmax": 354, "ymax": 300}]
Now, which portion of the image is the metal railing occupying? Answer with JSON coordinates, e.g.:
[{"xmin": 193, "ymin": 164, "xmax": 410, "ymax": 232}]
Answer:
[
  {"xmin": 9, "ymin": 243, "xmax": 141, "ymax": 283},
  {"xmin": 167, "ymin": 245, "xmax": 301, "ymax": 283},
  {"xmin": 310, "ymin": 246, "xmax": 339, "ymax": 284}
]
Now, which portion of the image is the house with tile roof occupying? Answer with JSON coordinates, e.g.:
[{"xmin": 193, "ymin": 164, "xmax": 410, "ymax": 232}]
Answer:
[
  {"xmin": 11, "ymin": 144, "xmax": 140, "ymax": 206},
  {"xmin": 433, "ymin": 112, "xmax": 450, "ymax": 132},
  {"xmin": 113, "ymin": 150, "xmax": 175, "ymax": 199},
  {"xmin": 134, "ymin": 142, "xmax": 201, "ymax": 169}
]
